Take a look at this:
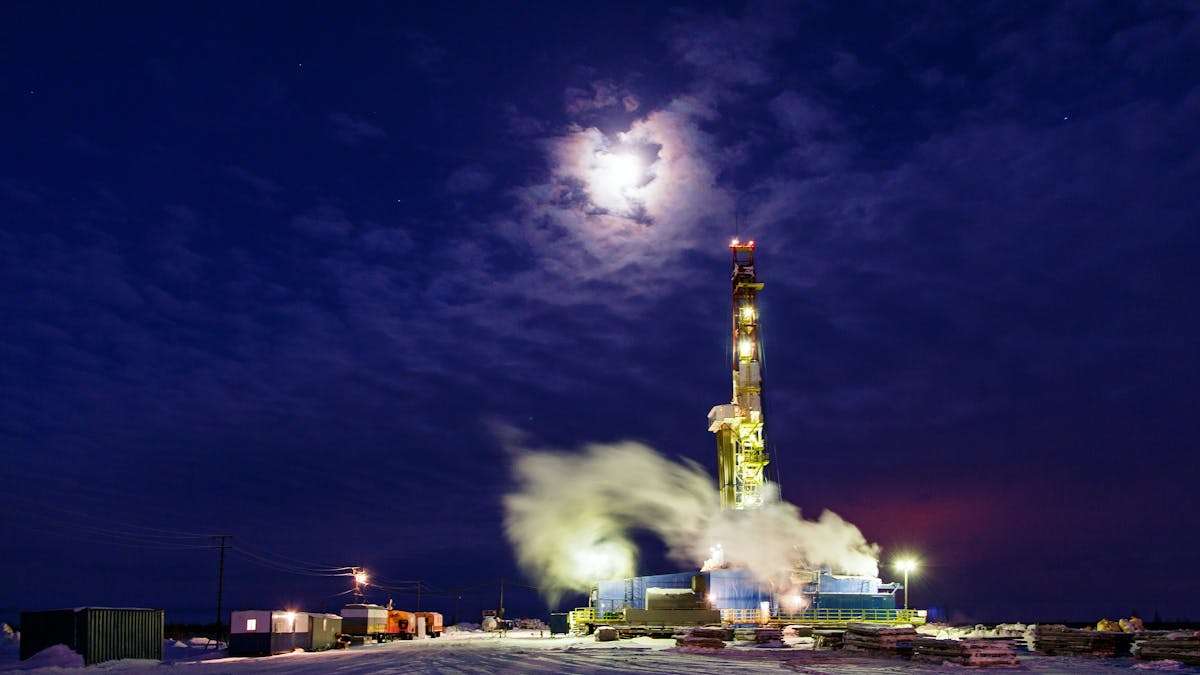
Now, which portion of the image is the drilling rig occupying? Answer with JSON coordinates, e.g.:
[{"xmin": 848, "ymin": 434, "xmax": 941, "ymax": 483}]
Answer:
[
  {"xmin": 707, "ymin": 239, "xmax": 769, "ymax": 510},
  {"xmin": 567, "ymin": 237, "xmax": 925, "ymax": 634}
]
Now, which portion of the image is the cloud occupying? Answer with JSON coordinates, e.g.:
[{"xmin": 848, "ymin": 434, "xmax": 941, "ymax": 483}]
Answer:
[
  {"xmin": 400, "ymin": 29, "xmax": 446, "ymax": 73},
  {"xmin": 224, "ymin": 165, "xmax": 283, "ymax": 199},
  {"xmin": 564, "ymin": 80, "xmax": 640, "ymax": 117},
  {"xmin": 444, "ymin": 164, "xmax": 494, "ymax": 195},
  {"xmin": 663, "ymin": 2, "xmax": 796, "ymax": 88},
  {"xmin": 502, "ymin": 103, "xmax": 545, "ymax": 136},
  {"xmin": 0, "ymin": 178, "xmax": 44, "ymax": 205},
  {"xmin": 291, "ymin": 205, "xmax": 354, "ymax": 238},
  {"xmin": 358, "ymin": 225, "xmax": 414, "ymax": 255},
  {"xmin": 768, "ymin": 90, "xmax": 839, "ymax": 142},
  {"xmin": 327, "ymin": 113, "xmax": 388, "ymax": 146}
]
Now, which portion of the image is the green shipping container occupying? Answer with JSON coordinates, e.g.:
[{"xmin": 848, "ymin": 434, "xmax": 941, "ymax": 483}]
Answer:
[{"xmin": 20, "ymin": 607, "xmax": 163, "ymax": 666}]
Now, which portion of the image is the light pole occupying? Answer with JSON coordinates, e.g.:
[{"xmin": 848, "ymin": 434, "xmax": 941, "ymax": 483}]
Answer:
[
  {"xmin": 895, "ymin": 559, "xmax": 918, "ymax": 614},
  {"xmin": 352, "ymin": 568, "xmax": 368, "ymax": 603}
]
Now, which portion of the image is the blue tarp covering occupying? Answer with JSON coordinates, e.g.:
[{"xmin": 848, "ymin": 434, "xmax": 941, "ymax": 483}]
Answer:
[
  {"xmin": 596, "ymin": 568, "xmax": 893, "ymax": 614},
  {"xmin": 597, "ymin": 572, "xmax": 697, "ymax": 613},
  {"xmin": 707, "ymin": 567, "xmax": 771, "ymax": 610},
  {"xmin": 816, "ymin": 571, "xmax": 880, "ymax": 594}
]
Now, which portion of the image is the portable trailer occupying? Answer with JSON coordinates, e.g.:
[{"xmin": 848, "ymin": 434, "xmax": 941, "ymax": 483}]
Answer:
[
  {"xmin": 387, "ymin": 609, "xmax": 417, "ymax": 640},
  {"xmin": 229, "ymin": 610, "xmax": 309, "ymax": 656},
  {"xmin": 416, "ymin": 611, "xmax": 443, "ymax": 637},
  {"xmin": 340, "ymin": 604, "xmax": 388, "ymax": 642}
]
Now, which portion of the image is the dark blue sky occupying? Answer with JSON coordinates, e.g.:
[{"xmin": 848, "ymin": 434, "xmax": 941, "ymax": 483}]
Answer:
[{"xmin": 2, "ymin": 1, "xmax": 1198, "ymax": 624}]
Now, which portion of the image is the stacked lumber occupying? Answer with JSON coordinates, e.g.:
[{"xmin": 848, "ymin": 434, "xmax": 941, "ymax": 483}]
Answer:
[
  {"xmin": 1133, "ymin": 636, "xmax": 1200, "ymax": 666},
  {"xmin": 842, "ymin": 623, "xmax": 917, "ymax": 657},
  {"xmin": 912, "ymin": 637, "xmax": 1018, "ymax": 666},
  {"xmin": 675, "ymin": 626, "xmax": 727, "ymax": 650},
  {"xmin": 1031, "ymin": 625, "xmax": 1133, "ymax": 657}
]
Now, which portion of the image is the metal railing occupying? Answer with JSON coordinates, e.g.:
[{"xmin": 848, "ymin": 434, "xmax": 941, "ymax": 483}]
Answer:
[
  {"xmin": 570, "ymin": 605, "xmax": 926, "ymax": 633},
  {"xmin": 721, "ymin": 607, "xmax": 926, "ymax": 626}
]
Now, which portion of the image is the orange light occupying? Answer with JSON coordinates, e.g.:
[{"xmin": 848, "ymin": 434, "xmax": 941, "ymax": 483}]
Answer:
[
  {"xmin": 748, "ymin": 240, "xmax": 754, "ymax": 246},
  {"xmin": 731, "ymin": 238, "xmax": 739, "ymax": 245}
]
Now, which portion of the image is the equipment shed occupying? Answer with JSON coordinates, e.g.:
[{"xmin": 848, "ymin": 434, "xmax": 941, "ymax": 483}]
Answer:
[{"xmin": 19, "ymin": 607, "xmax": 163, "ymax": 666}]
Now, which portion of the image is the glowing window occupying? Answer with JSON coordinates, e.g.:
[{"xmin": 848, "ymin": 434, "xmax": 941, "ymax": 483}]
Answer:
[{"xmin": 246, "ymin": 618, "xmax": 257, "ymax": 631}]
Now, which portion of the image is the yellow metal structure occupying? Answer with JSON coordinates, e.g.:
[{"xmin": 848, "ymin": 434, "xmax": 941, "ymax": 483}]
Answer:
[
  {"xmin": 720, "ymin": 607, "xmax": 927, "ymax": 626},
  {"xmin": 708, "ymin": 240, "xmax": 769, "ymax": 510}
]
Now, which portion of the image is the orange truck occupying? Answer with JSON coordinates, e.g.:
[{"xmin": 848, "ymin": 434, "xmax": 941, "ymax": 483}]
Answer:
[{"xmin": 416, "ymin": 612, "xmax": 443, "ymax": 637}]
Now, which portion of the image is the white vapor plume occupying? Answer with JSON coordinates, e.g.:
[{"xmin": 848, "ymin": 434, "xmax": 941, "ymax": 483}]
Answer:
[{"xmin": 503, "ymin": 440, "xmax": 880, "ymax": 604}]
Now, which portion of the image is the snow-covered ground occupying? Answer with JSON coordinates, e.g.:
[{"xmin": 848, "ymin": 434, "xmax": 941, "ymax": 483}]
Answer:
[{"xmin": 3, "ymin": 629, "xmax": 1199, "ymax": 674}]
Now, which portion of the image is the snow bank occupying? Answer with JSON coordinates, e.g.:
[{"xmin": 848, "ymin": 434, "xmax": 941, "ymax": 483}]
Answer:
[
  {"xmin": 1133, "ymin": 661, "xmax": 1188, "ymax": 671},
  {"xmin": 161, "ymin": 636, "xmax": 228, "ymax": 664},
  {"xmin": 19, "ymin": 644, "xmax": 84, "ymax": 669}
]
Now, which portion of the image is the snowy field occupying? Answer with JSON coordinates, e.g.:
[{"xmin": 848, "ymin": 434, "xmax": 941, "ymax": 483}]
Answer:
[{"xmin": 3, "ymin": 629, "xmax": 1200, "ymax": 674}]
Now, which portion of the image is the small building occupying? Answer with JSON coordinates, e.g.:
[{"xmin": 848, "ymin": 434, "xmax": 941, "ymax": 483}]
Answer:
[
  {"xmin": 306, "ymin": 613, "xmax": 342, "ymax": 651},
  {"xmin": 19, "ymin": 607, "xmax": 163, "ymax": 666},
  {"xmin": 229, "ymin": 610, "xmax": 310, "ymax": 656},
  {"xmin": 549, "ymin": 612, "xmax": 569, "ymax": 635}
]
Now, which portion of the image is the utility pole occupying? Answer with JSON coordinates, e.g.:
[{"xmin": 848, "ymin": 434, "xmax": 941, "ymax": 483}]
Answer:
[
  {"xmin": 213, "ymin": 535, "xmax": 231, "ymax": 647},
  {"xmin": 498, "ymin": 577, "xmax": 506, "ymax": 636},
  {"xmin": 416, "ymin": 580, "xmax": 422, "ymax": 611}
]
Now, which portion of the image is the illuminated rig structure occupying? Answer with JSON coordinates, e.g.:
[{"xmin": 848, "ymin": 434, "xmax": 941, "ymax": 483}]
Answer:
[
  {"xmin": 708, "ymin": 239, "xmax": 769, "ymax": 510},
  {"xmin": 567, "ymin": 238, "xmax": 925, "ymax": 634}
]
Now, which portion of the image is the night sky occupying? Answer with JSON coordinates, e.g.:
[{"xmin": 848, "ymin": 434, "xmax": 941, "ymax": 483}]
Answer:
[{"xmin": 3, "ymin": 1, "xmax": 1199, "ymax": 626}]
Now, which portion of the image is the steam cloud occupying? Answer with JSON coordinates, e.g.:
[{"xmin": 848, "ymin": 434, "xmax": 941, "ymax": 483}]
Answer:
[{"xmin": 503, "ymin": 440, "xmax": 880, "ymax": 604}]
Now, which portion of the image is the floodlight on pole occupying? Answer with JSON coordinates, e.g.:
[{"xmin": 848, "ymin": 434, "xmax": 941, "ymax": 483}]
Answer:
[
  {"xmin": 351, "ymin": 567, "xmax": 368, "ymax": 603},
  {"xmin": 894, "ymin": 559, "xmax": 918, "ymax": 613}
]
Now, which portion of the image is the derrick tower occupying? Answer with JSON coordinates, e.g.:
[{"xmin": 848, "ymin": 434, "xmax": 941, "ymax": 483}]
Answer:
[{"xmin": 707, "ymin": 239, "xmax": 768, "ymax": 510}]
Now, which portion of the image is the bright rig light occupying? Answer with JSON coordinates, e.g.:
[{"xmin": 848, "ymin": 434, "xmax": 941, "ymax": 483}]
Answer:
[
  {"xmin": 354, "ymin": 570, "xmax": 368, "ymax": 585},
  {"xmin": 738, "ymin": 338, "xmax": 754, "ymax": 358},
  {"xmin": 894, "ymin": 558, "xmax": 918, "ymax": 613}
]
